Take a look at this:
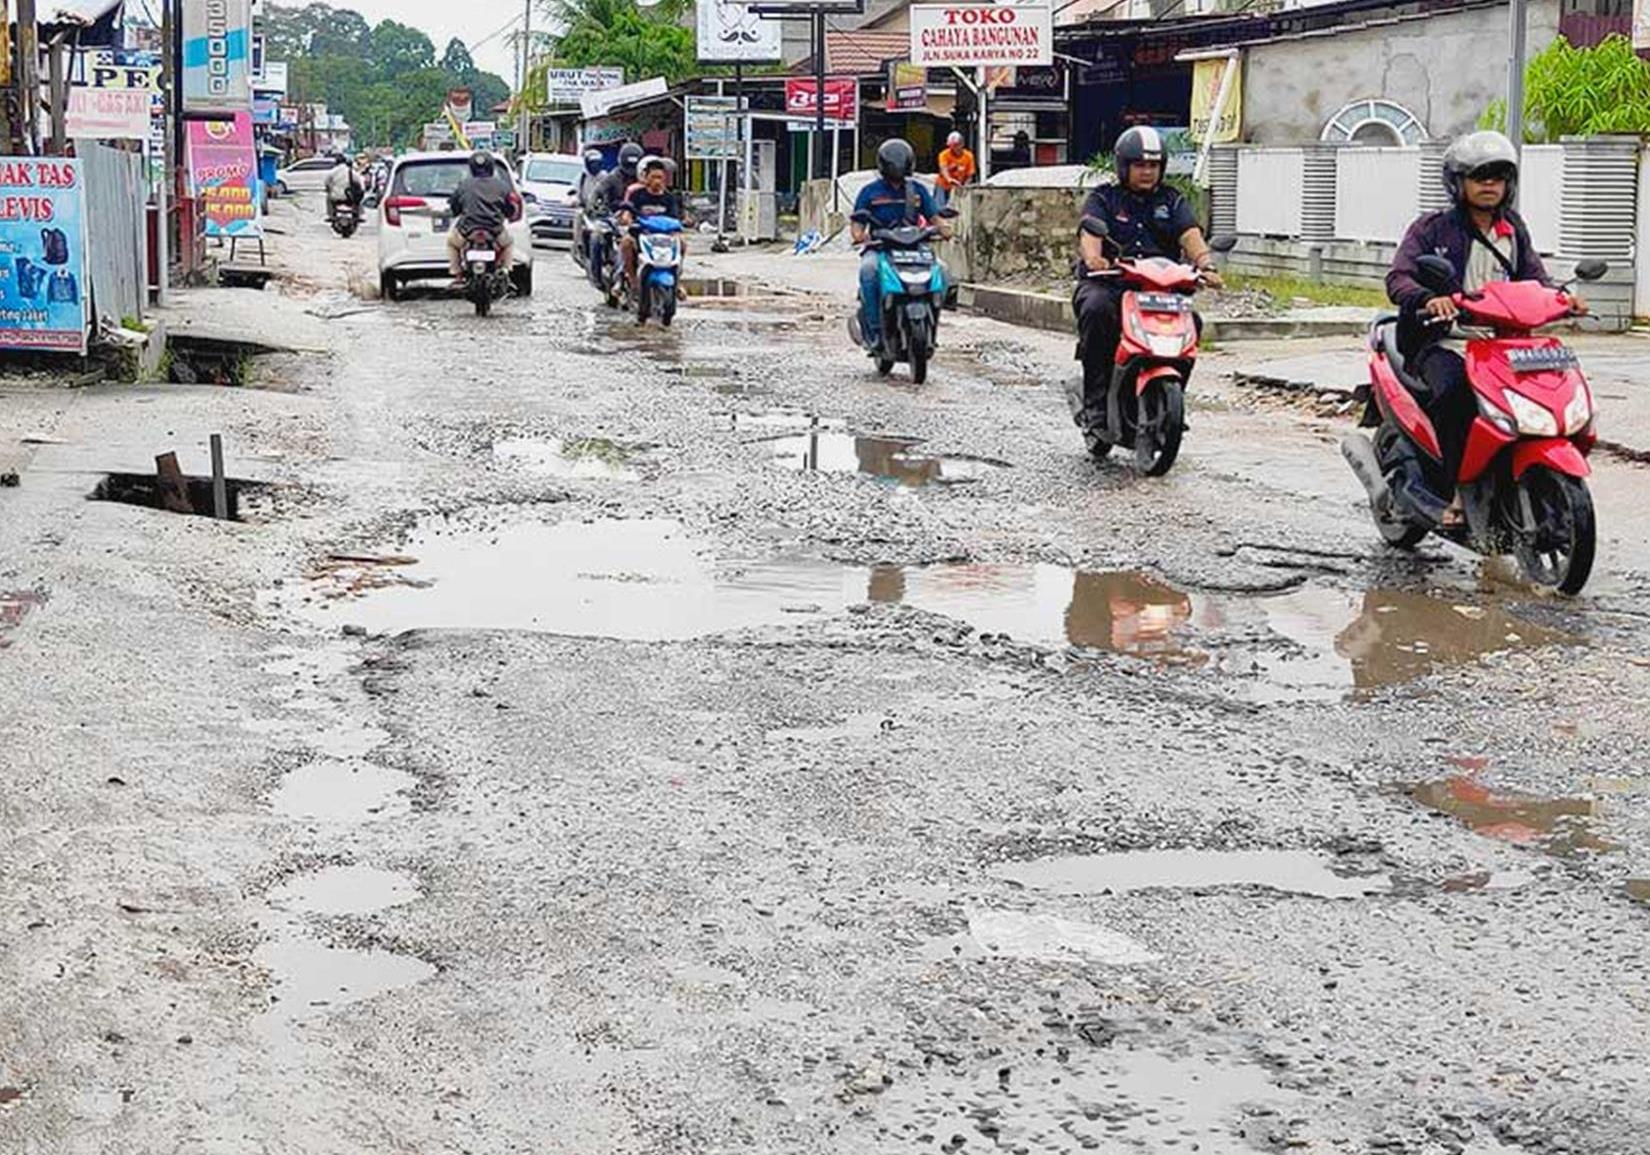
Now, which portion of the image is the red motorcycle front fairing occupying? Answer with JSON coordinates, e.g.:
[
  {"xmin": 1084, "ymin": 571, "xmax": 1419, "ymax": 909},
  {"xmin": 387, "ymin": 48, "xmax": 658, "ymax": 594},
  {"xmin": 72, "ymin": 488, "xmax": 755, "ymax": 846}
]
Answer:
[
  {"xmin": 1367, "ymin": 348, "xmax": 1443, "ymax": 460},
  {"xmin": 1512, "ymin": 437, "xmax": 1591, "ymax": 480},
  {"xmin": 1457, "ymin": 416, "xmax": 1516, "ymax": 483},
  {"xmin": 1116, "ymin": 290, "xmax": 1199, "ymax": 371},
  {"xmin": 1465, "ymin": 337, "xmax": 1587, "ymax": 427}
]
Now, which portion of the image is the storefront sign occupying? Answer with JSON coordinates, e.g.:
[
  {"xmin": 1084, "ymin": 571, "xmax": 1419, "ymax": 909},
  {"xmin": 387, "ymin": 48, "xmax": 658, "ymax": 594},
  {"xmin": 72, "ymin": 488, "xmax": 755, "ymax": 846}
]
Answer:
[
  {"xmin": 0, "ymin": 158, "xmax": 89, "ymax": 354},
  {"xmin": 784, "ymin": 77, "xmax": 858, "ymax": 126},
  {"xmin": 256, "ymin": 60, "xmax": 288, "ymax": 98},
  {"xmin": 580, "ymin": 76, "xmax": 667, "ymax": 120},
  {"xmin": 697, "ymin": 0, "xmax": 782, "ymax": 63},
  {"xmin": 685, "ymin": 95, "xmax": 742, "ymax": 159},
  {"xmin": 66, "ymin": 49, "xmax": 162, "ymax": 140},
  {"xmin": 544, "ymin": 66, "xmax": 624, "ymax": 104},
  {"xmin": 1189, "ymin": 55, "xmax": 1241, "ymax": 144},
  {"xmin": 1636, "ymin": 0, "xmax": 1650, "ymax": 51},
  {"xmin": 181, "ymin": 0, "xmax": 253, "ymax": 115},
  {"xmin": 887, "ymin": 61, "xmax": 926, "ymax": 112},
  {"xmin": 909, "ymin": 3, "xmax": 1051, "ymax": 68},
  {"xmin": 187, "ymin": 112, "xmax": 262, "ymax": 238}
]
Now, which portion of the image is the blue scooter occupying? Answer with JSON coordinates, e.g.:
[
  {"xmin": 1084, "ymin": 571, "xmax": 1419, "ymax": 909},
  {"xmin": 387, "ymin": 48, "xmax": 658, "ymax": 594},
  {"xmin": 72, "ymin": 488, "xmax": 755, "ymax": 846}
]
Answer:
[
  {"xmin": 850, "ymin": 211, "xmax": 956, "ymax": 384},
  {"xmin": 633, "ymin": 215, "xmax": 684, "ymax": 327}
]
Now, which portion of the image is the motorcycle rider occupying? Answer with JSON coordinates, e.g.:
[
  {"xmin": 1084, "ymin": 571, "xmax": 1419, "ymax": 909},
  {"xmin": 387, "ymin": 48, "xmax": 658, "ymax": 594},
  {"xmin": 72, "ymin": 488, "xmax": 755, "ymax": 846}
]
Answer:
[
  {"xmin": 1073, "ymin": 126, "xmax": 1220, "ymax": 427},
  {"xmin": 591, "ymin": 142, "xmax": 644, "ymax": 218},
  {"xmin": 575, "ymin": 147, "xmax": 609, "ymax": 281},
  {"xmin": 616, "ymin": 156, "xmax": 684, "ymax": 294},
  {"xmin": 1387, "ymin": 129, "xmax": 1586, "ymax": 522},
  {"xmin": 850, "ymin": 138, "xmax": 949, "ymax": 353},
  {"xmin": 445, "ymin": 149, "xmax": 516, "ymax": 287},
  {"xmin": 324, "ymin": 151, "xmax": 363, "ymax": 219}
]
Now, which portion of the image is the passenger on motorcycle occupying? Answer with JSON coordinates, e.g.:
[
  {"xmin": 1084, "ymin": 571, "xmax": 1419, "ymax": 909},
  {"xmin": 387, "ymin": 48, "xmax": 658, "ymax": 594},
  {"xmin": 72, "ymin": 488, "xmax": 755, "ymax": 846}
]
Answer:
[
  {"xmin": 851, "ymin": 139, "xmax": 949, "ymax": 353},
  {"xmin": 617, "ymin": 157, "xmax": 684, "ymax": 293},
  {"xmin": 591, "ymin": 142, "xmax": 644, "ymax": 219},
  {"xmin": 445, "ymin": 149, "xmax": 516, "ymax": 286},
  {"xmin": 1387, "ymin": 130, "xmax": 1586, "ymax": 520},
  {"xmin": 1073, "ymin": 126, "xmax": 1220, "ymax": 423},
  {"xmin": 576, "ymin": 146, "xmax": 610, "ymax": 277}
]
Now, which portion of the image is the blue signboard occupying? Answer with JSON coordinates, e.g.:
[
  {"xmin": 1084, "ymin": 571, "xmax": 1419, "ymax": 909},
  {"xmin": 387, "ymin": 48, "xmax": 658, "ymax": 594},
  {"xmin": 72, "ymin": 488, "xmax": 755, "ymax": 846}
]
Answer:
[{"xmin": 0, "ymin": 158, "xmax": 90, "ymax": 354}]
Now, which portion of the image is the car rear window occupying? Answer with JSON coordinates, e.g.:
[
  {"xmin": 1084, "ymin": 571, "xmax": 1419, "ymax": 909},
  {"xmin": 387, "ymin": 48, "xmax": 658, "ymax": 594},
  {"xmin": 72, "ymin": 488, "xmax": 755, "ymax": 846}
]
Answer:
[
  {"xmin": 524, "ymin": 158, "xmax": 580, "ymax": 185},
  {"xmin": 393, "ymin": 159, "xmax": 512, "ymax": 198}
]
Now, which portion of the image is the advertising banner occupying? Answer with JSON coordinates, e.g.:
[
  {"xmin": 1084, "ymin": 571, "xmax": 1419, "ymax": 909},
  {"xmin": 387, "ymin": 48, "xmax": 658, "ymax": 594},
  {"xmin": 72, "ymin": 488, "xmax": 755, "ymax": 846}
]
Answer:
[
  {"xmin": 1637, "ymin": 0, "xmax": 1650, "ymax": 51},
  {"xmin": 580, "ymin": 76, "xmax": 667, "ymax": 120},
  {"xmin": 909, "ymin": 3, "xmax": 1052, "ymax": 68},
  {"xmin": 784, "ymin": 77, "xmax": 858, "ymax": 127},
  {"xmin": 685, "ymin": 95, "xmax": 742, "ymax": 159},
  {"xmin": 187, "ymin": 113, "xmax": 262, "ymax": 238},
  {"xmin": 182, "ymin": 0, "xmax": 253, "ymax": 115},
  {"xmin": 67, "ymin": 49, "xmax": 161, "ymax": 140},
  {"xmin": 1189, "ymin": 55, "xmax": 1241, "ymax": 144},
  {"xmin": 697, "ymin": 0, "xmax": 782, "ymax": 63},
  {"xmin": 544, "ymin": 66, "xmax": 624, "ymax": 104},
  {"xmin": 887, "ymin": 61, "xmax": 926, "ymax": 112},
  {"xmin": 0, "ymin": 158, "xmax": 89, "ymax": 354}
]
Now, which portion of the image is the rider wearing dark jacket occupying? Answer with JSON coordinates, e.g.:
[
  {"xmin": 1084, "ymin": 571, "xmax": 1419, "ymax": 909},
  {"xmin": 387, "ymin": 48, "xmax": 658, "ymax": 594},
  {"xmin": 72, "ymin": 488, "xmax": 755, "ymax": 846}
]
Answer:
[{"xmin": 446, "ymin": 150, "xmax": 516, "ymax": 280}]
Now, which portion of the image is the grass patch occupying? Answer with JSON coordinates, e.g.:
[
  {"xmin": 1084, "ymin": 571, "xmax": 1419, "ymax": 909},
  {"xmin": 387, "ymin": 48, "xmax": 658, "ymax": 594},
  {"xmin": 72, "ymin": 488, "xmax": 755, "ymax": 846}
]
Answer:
[{"xmin": 1225, "ymin": 273, "xmax": 1388, "ymax": 310}]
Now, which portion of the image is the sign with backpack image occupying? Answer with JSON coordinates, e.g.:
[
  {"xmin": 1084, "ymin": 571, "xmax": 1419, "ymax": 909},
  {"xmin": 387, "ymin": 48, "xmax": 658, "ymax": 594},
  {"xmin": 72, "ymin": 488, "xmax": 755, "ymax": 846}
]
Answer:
[{"xmin": 0, "ymin": 158, "xmax": 90, "ymax": 355}]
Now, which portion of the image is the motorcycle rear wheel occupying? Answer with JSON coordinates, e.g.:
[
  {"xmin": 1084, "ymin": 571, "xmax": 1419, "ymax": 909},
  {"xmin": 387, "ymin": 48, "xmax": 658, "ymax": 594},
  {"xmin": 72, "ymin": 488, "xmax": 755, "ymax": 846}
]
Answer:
[
  {"xmin": 1513, "ymin": 467, "xmax": 1596, "ymax": 595},
  {"xmin": 659, "ymin": 284, "xmax": 677, "ymax": 327},
  {"xmin": 1134, "ymin": 379, "xmax": 1185, "ymax": 476},
  {"xmin": 636, "ymin": 283, "xmax": 651, "ymax": 324}
]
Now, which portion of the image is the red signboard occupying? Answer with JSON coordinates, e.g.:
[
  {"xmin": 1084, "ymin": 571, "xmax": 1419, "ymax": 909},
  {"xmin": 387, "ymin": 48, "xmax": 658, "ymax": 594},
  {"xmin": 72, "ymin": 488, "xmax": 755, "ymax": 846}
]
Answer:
[{"xmin": 784, "ymin": 77, "xmax": 858, "ymax": 124}]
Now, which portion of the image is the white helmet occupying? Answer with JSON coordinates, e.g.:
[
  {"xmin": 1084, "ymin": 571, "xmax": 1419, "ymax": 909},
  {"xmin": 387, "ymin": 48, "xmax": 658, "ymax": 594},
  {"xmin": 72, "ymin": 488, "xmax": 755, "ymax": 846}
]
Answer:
[{"xmin": 1442, "ymin": 131, "xmax": 1519, "ymax": 208}]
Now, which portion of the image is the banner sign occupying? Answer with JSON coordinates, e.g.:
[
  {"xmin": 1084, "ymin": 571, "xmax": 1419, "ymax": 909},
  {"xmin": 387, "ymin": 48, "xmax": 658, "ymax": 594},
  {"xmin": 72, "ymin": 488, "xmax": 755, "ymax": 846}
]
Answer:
[
  {"xmin": 909, "ymin": 3, "xmax": 1052, "ymax": 68},
  {"xmin": 544, "ymin": 66, "xmax": 624, "ymax": 104},
  {"xmin": 182, "ymin": 0, "xmax": 253, "ymax": 115},
  {"xmin": 66, "ymin": 48, "xmax": 161, "ymax": 140},
  {"xmin": 446, "ymin": 88, "xmax": 473, "ymax": 124},
  {"xmin": 256, "ymin": 60, "xmax": 288, "ymax": 97},
  {"xmin": 697, "ymin": 0, "xmax": 782, "ymax": 63},
  {"xmin": 251, "ymin": 96, "xmax": 278, "ymax": 125},
  {"xmin": 1189, "ymin": 55, "xmax": 1241, "ymax": 144},
  {"xmin": 685, "ymin": 95, "xmax": 742, "ymax": 159},
  {"xmin": 580, "ymin": 76, "xmax": 667, "ymax": 120},
  {"xmin": 187, "ymin": 113, "xmax": 262, "ymax": 238},
  {"xmin": 784, "ymin": 77, "xmax": 858, "ymax": 126},
  {"xmin": 1637, "ymin": 0, "xmax": 1650, "ymax": 51},
  {"xmin": 887, "ymin": 61, "xmax": 926, "ymax": 112},
  {"xmin": 0, "ymin": 158, "xmax": 89, "ymax": 354}
]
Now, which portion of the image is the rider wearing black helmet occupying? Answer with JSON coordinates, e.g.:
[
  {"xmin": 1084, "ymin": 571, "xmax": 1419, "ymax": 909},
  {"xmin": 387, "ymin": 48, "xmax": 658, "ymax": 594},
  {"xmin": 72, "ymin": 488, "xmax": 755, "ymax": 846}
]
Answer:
[
  {"xmin": 850, "ymin": 139, "xmax": 948, "ymax": 352},
  {"xmin": 446, "ymin": 149, "xmax": 517, "ymax": 285},
  {"xmin": 592, "ymin": 142, "xmax": 645, "ymax": 217},
  {"xmin": 576, "ymin": 146, "xmax": 611, "ymax": 277},
  {"xmin": 1072, "ymin": 126, "xmax": 1219, "ymax": 432},
  {"xmin": 1387, "ymin": 130, "xmax": 1584, "ymax": 523}
]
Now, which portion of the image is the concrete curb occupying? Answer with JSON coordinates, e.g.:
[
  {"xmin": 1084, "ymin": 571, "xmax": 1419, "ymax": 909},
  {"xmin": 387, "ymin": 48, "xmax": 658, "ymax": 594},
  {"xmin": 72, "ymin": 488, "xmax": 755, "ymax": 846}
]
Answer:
[{"xmin": 959, "ymin": 282, "xmax": 1372, "ymax": 342}]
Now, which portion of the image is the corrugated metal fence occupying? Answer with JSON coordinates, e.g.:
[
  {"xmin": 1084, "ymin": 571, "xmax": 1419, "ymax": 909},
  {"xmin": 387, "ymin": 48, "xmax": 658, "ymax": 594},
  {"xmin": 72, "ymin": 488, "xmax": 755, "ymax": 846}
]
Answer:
[{"xmin": 82, "ymin": 142, "xmax": 147, "ymax": 330}]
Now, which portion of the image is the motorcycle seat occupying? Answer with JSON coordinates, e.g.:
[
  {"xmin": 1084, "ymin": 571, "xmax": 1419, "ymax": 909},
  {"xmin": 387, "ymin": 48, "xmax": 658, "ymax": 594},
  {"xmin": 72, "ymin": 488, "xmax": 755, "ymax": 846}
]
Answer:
[{"xmin": 1371, "ymin": 319, "xmax": 1432, "ymax": 402}]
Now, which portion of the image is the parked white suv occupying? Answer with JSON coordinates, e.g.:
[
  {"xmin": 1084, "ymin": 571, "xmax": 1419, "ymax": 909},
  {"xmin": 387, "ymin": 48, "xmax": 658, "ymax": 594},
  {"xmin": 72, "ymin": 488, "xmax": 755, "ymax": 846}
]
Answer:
[
  {"xmin": 275, "ymin": 154, "xmax": 338, "ymax": 195},
  {"xmin": 377, "ymin": 152, "xmax": 533, "ymax": 301}
]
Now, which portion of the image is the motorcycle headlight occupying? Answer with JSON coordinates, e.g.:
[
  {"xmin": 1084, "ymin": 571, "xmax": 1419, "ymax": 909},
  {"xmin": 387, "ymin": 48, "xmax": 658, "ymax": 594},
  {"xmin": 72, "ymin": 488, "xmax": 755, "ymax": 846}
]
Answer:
[
  {"xmin": 1475, "ymin": 392, "xmax": 1517, "ymax": 437},
  {"xmin": 1504, "ymin": 388, "xmax": 1559, "ymax": 437},
  {"xmin": 1563, "ymin": 385, "xmax": 1593, "ymax": 435}
]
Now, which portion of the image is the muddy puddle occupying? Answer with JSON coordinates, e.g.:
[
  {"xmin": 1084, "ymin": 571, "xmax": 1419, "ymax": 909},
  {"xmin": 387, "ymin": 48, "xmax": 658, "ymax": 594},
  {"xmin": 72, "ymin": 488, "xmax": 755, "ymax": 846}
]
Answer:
[
  {"xmin": 1412, "ymin": 775, "xmax": 1617, "ymax": 857},
  {"xmin": 270, "ymin": 865, "xmax": 420, "ymax": 916},
  {"xmin": 866, "ymin": 1047, "xmax": 1300, "ymax": 1154},
  {"xmin": 255, "ymin": 936, "xmax": 434, "ymax": 1020},
  {"xmin": 272, "ymin": 759, "xmax": 414, "ymax": 821},
  {"xmin": 492, "ymin": 436, "xmax": 638, "ymax": 480},
  {"xmin": 1627, "ymin": 880, "xmax": 1650, "ymax": 906},
  {"xmin": 923, "ymin": 910, "xmax": 1159, "ymax": 964},
  {"xmin": 765, "ymin": 428, "xmax": 1007, "ymax": 486},
  {"xmin": 0, "ymin": 590, "xmax": 46, "ymax": 648},
  {"xmin": 995, "ymin": 849, "xmax": 1390, "ymax": 900}
]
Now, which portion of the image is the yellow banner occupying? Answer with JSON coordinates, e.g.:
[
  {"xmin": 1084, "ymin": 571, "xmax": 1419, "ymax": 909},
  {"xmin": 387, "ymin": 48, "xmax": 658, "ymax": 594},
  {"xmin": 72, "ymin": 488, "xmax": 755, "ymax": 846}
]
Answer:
[{"xmin": 1190, "ymin": 56, "xmax": 1241, "ymax": 144}]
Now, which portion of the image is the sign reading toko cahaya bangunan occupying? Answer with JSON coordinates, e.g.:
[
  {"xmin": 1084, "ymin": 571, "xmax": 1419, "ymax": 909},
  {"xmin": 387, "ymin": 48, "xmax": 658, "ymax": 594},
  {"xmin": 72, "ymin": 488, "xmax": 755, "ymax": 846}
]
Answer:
[
  {"xmin": 909, "ymin": 3, "xmax": 1052, "ymax": 69},
  {"xmin": 182, "ymin": 0, "xmax": 252, "ymax": 116}
]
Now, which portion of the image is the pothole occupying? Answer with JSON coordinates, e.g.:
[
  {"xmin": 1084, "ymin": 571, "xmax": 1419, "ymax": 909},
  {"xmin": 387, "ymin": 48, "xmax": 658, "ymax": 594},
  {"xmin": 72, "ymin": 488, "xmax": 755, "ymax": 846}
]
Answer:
[
  {"xmin": 254, "ymin": 936, "xmax": 434, "ymax": 1021},
  {"xmin": 268, "ymin": 865, "xmax": 420, "ymax": 916},
  {"xmin": 0, "ymin": 590, "xmax": 46, "ymax": 648},
  {"xmin": 1411, "ymin": 774, "xmax": 1617, "ymax": 858},
  {"xmin": 91, "ymin": 471, "xmax": 262, "ymax": 520},
  {"xmin": 992, "ymin": 849, "xmax": 1390, "ymax": 900},
  {"xmin": 492, "ymin": 436, "xmax": 638, "ymax": 480},
  {"xmin": 765, "ymin": 429, "xmax": 1008, "ymax": 486},
  {"xmin": 272, "ymin": 759, "xmax": 415, "ymax": 821},
  {"xmin": 680, "ymin": 277, "xmax": 745, "ymax": 297}
]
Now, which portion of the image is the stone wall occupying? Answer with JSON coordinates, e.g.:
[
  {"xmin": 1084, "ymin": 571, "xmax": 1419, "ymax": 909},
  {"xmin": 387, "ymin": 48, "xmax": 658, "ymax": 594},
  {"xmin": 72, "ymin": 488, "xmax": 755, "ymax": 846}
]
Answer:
[{"xmin": 939, "ymin": 185, "xmax": 1087, "ymax": 287}]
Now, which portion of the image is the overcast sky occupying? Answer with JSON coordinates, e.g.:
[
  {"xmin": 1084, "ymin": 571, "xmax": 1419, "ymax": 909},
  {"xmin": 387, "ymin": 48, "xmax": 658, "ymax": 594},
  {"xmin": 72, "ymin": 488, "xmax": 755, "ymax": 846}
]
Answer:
[{"xmin": 342, "ymin": 0, "xmax": 533, "ymax": 87}]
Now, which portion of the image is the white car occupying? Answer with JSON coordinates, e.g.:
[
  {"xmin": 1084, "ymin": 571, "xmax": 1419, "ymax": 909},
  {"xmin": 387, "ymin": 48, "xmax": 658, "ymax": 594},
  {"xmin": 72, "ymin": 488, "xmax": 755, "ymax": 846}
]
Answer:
[
  {"xmin": 377, "ymin": 151, "xmax": 533, "ymax": 301},
  {"xmin": 517, "ymin": 153, "xmax": 582, "ymax": 245},
  {"xmin": 274, "ymin": 154, "xmax": 339, "ymax": 195}
]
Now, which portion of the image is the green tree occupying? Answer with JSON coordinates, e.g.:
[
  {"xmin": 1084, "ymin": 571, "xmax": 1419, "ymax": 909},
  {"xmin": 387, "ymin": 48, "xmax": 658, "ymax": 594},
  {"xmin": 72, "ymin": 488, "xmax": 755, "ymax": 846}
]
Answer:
[
  {"xmin": 441, "ymin": 38, "xmax": 477, "ymax": 80},
  {"xmin": 369, "ymin": 20, "xmax": 436, "ymax": 79},
  {"xmin": 1481, "ymin": 35, "xmax": 1650, "ymax": 142},
  {"xmin": 547, "ymin": 0, "xmax": 697, "ymax": 84}
]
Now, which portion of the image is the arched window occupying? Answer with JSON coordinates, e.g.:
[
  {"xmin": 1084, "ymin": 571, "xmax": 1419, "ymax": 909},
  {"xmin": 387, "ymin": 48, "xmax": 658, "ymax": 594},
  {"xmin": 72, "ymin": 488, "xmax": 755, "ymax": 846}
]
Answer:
[{"xmin": 1320, "ymin": 99, "xmax": 1428, "ymax": 147}]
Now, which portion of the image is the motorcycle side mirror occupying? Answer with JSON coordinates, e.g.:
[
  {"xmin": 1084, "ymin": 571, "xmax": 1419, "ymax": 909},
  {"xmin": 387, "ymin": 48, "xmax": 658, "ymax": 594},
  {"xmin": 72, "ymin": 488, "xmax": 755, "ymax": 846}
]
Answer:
[
  {"xmin": 1078, "ymin": 217, "xmax": 1109, "ymax": 239},
  {"xmin": 1414, "ymin": 254, "xmax": 1460, "ymax": 296},
  {"xmin": 1208, "ymin": 234, "xmax": 1238, "ymax": 253},
  {"xmin": 1573, "ymin": 258, "xmax": 1608, "ymax": 282}
]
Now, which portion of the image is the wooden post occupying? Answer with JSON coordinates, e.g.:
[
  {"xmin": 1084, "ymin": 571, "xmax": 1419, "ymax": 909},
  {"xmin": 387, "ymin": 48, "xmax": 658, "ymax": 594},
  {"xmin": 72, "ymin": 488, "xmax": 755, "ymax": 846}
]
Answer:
[
  {"xmin": 154, "ymin": 452, "xmax": 192, "ymax": 514},
  {"xmin": 209, "ymin": 434, "xmax": 228, "ymax": 520},
  {"xmin": 16, "ymin": 0, "xmax": 39, "ymax": 155},
  {"xmin": 46, "ymin": 34, "xmax": 65, "ymax": 155}
]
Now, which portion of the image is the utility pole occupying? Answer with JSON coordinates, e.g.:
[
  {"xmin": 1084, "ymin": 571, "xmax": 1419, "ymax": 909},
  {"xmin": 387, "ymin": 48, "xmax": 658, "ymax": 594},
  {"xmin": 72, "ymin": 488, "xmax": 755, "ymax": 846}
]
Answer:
[
  {"xmin": 517, "ymin": 0, "xmax": 532, "ymax": 153},
  {"xmin": 16, "ymin": 0, "xmax": 39, "ymax": 154},
  {"xmin": 1507, "ymin": 0, "xmax": 1527, "ymax": 157},
  {"xmin": 813, "ymin": 8, "xmax": 826, "ymax": 184},
  {"xmin": 157, "ymin": 0, "xmax": 172, "ymax": 303}
]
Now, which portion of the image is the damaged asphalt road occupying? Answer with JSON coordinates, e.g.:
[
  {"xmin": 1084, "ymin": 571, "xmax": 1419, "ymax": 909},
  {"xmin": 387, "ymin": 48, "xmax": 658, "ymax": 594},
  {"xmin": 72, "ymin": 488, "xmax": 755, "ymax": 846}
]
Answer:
[{"xmin": 3, "ymin": 203, "xmax": 1650, "ymax": 1155}]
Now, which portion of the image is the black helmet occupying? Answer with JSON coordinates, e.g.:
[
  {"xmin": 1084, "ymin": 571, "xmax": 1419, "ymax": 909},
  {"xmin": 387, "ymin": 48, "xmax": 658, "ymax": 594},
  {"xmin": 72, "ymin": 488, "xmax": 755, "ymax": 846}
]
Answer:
[
  {"xmin": 877, "ymin": 138, "xmax": 915, "ymax": 184},
  {"xmin": 1443, "ymin": 131, "xmax": 1519, "ymax": 209},
  {"xmin": 583, "ymin": 147, "xmax": 604, "ymax": 176},
  {"xmin": 617, "ymin": 142, "xmax": 645, "ymax": 179},
  {"xmin": 1113, "ymin": 126, "xmax": 1166, "ymax": 187},
  {"xmin": 468, "ymin": 149, "xmax": 492, "ymax": 176}
]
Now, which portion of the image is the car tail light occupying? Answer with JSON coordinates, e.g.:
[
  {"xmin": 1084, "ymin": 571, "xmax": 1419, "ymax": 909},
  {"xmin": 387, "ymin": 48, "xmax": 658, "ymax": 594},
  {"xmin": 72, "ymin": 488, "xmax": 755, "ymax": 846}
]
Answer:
[{"xmin": 383, "ymin": 195, "xmax": 426, "ymax": 227}]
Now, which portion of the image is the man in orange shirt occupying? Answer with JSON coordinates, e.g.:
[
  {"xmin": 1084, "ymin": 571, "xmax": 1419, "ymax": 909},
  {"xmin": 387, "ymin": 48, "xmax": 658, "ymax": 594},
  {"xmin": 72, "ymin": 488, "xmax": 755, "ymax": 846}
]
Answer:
[{"xmin": 935, "ymin": 131, "xmax": 976, "ymax": 208}]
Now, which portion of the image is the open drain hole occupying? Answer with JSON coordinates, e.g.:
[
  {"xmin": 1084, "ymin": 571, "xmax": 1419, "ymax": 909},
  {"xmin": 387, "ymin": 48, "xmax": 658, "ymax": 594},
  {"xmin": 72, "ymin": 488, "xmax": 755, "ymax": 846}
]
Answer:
[{"xmin": 92, "ymin": 472, "xmax": 261, "ymax": 519}]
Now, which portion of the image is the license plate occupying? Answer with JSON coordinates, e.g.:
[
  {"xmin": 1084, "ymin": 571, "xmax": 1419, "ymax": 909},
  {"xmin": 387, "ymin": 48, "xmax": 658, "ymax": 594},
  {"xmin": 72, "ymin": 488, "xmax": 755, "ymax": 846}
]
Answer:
[
  {"xmin": 1507, "ymin": 345, "xmax": 1579, "ymax": 372},
  {"xmin": 1136, "ymin": 292, "xmax": 1191, "ymax": 313},
  {"xmin": 890, "ymin": 250, "xmax": 929, "ymax": 265},
  {"xmin": 434, "ymin": 215, "xmax": 450, "ymax": 231},
  {"xmin": 466, "ymin": 250, "xmax": 496, "ymax": 262}
]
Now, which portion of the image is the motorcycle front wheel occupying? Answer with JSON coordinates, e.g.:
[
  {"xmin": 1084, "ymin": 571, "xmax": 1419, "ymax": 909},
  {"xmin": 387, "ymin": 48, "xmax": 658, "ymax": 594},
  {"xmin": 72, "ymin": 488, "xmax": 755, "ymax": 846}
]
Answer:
[
  {"xmin": 1512, "ymin": 467, "xmax": 1596, "ymax": 595},
  {"xmin": 659, "ymin": 283, "xmax": 677, "ymax": 327},
  {"xmin": 636, "ymin": 282, "xmax": 651, "ymax": 324},
  {"xmin": 908, "ymin": 317, "xmax": 931, "ymax": 385},
  {"xmin": 1134, "ymin": 378, "xmax": 1185, "ymax": 476}
]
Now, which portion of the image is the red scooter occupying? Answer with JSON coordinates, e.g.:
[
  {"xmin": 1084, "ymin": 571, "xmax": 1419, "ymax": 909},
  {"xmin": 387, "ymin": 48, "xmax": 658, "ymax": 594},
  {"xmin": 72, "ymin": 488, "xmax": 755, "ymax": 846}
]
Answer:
[
  {"xmin": 1076, "ymin": 219, "xmax": 1234, "ymax": 475},
  {"xmin": 1342, "ymin": 254, "xmax": 1607, "ymax": 594}
]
